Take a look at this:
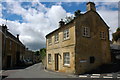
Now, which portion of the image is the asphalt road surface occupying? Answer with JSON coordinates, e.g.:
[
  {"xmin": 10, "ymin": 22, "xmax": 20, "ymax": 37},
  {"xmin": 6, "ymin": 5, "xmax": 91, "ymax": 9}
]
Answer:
[
  {"xmin": 2, "ymin": 63, "xmax": 120, "ymax": 80},
  {"xmin": 3, "ymin": 63, "xmax": 76, "ymax": 79}
]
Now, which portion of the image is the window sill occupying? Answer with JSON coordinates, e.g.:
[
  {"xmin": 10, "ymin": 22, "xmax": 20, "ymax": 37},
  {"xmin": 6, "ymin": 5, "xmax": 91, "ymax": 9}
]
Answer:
[
  {"xmin": 100, "ymin": 38, "xmax": 106, "ymax": 40},
  {"xmin": 54, "ymin": 41, "xmax": 59, "ymax": 44},
  {"xmin": 63, "ymin": 64, "xmax": 70, "ymax": 68},
  {"xmin": 82, "ymin": 35, "xmax": 90, "ymax": 38},
  {"xmin": 63, "ymin": 38, "xmax": 70, "ymax": 42},
  {"xmin": 48, "ymin": 44, "xmax": 52, "ymax": 46},
  {"xmin": 48, "ymin": 62, "xmax": 52, "ymax": 64}
]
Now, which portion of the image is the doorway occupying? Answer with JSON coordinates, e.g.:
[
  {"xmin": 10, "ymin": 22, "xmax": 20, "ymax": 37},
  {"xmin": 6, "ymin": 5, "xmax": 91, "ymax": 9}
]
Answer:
[
  {"xmin": 7, "ymin": 56, "xmax": 11, "ymax": 68},
  {"xmin": 16, "ymin": 52, "xmax": 20, "ymax": 63},
  {"xmin": 55, "ymin": 54, "xmax": 59, "ymax": 71}
]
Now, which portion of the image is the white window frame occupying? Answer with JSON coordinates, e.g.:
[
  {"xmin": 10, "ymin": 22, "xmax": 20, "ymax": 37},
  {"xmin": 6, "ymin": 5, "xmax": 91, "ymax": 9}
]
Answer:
[
  {"xmin": 63, "ymin": 52, "xmax": 70, "ymax": 66},
  {"xmin": 63, "ymin": 29, "xmax": 69, "ymax": 40},
  {"xmin": 100, "ymin": 31, "xmax": 106, "ymax": 39},
  {"xmin": 82, "ymin": 27, "xmax": 90, "ymax": 37},
  {"xmin": 54, "ymin": 33, "xmax": 59, "ymax": 43},
  {"xmin": 48, "ymin": 37, "xmax": 52, "ymax": 45},
  {"xmin": 48, "ymin": 54, "xmax": 51, "ymax": 63}
]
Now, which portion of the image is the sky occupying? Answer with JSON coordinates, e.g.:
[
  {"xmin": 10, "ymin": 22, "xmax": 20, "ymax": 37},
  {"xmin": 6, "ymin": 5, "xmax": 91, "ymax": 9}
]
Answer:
[{"xmin": 0, "ymin": 0, "xmax": 119, "ymax": 51}]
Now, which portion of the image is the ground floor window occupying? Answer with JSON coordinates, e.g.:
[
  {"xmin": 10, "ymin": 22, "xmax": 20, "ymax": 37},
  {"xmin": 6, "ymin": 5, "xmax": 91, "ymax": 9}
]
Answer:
[
  {"xmin": 48, "ymin": 54, "xmax": 51, "ymax": 63},
  {"xmin": 63, "ymin": 52, "xmax": 70, "ymax": 66}
]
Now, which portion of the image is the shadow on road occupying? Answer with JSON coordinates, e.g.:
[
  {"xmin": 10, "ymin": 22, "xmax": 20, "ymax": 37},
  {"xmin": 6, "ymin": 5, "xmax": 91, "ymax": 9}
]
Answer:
[{"xmin": 3, "ymin": 64, "xmax": 34, "ymax": 70}]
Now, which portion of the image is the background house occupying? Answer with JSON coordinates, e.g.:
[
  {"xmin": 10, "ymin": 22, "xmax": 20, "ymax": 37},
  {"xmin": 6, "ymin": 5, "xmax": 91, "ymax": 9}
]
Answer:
[
  {"xmin": 24, "ymin": 48, "xmax": 34, "ymax": 62},
  {"xmin": 0, "ymin": 24, "xmax": 25, "ymax": 69},
  {"xmin": 110, "ymin": 39, "xmax": 120, "ymax": 62},
  {"xmin": 110, "ymin": 28, "xmax": 120, "ymax": 62}
]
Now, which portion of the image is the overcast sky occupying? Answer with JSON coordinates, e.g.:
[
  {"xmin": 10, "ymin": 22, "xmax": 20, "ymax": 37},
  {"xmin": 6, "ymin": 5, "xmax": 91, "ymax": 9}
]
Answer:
[{"xmin": 0, "ymin": 0, "xmax": 119, "ymax": 51}]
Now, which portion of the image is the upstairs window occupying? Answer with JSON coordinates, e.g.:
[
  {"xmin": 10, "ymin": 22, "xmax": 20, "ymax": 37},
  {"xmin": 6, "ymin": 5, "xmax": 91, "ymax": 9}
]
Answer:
[
  {"xmin": 54, "ymin": 33, "xmax": 59, "ymax": 43},
  {"xmin": 100, "ymin": 32, "xmax": 106, "ymax": 39},
  {"xmin": 82, "ymin": 27, "xmax": 90, "ymax": 37},
  {"xmin": 63, "ymin": 29, "xmax": 69, "ymax": 40},
  {"xmin": 48, "ymin": 37, "xmax": 52, "ymax": 45},
  {"xmin": 48, "ymin": 54, "xmax": 51, "ymax": 63},
  {"xmin": 63, "ymin": 52, "xmax": 70, "ymax": 66},
  {"xmin": 10, "ymin": 40, "xmax": 12, "ymax": 50}
]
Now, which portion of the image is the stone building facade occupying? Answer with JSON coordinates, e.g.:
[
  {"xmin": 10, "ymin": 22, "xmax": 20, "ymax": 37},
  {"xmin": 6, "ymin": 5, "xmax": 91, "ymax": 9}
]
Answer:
[
  {"xmin": 46, "ymin": 2, "xmax": 111, "ymax": 74},
  {"xmin": 24, "ymin": 48, "xmax": 34, "ymax": 62},
  {"xmin": 0, "ymin": 24, "xmax": 25, "ymax": 69},
  {"xmin": 110, "ymin": 38, "xmax": 120, "ymax": 62}
]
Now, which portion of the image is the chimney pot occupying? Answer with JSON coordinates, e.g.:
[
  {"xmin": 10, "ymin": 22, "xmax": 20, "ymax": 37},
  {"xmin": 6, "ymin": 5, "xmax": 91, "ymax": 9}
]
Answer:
[
  {"xmin": 59, "ymin": 19, "xmax": 65, "ymax": 27},
  {"xmin": 17, "ymin": 34, "xmax": 19, "ymax": 39}
]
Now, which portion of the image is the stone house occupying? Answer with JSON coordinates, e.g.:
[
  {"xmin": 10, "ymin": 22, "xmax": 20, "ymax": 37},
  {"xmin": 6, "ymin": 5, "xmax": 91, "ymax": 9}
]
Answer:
[
  {"xmin": 110, "ymin": 38, "xmax": 120, "ymax": 62},
  {"xmin": 46, "ymin": 2, "xmax": 111, "ymax": 74},
  {"xmin": 0, "ymin": 24, "xmax": 25, "ymax": 69},
  {"xmin": 24, "ymin": 48, "xmax": 34, "ymax": 62}
]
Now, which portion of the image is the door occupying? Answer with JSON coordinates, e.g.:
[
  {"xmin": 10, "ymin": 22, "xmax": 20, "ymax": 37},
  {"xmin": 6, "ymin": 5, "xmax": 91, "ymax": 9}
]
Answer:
[
  {"xmin": 55, "ymin": 54, "xmax": 59, "ymax": 71},
  {"xmin": 16, "ymin": 52, "xmax": 20, "ymax": 63},
  {"xmin": 7, "ymin": 56, "xmax": 11, "ymax": 68}
]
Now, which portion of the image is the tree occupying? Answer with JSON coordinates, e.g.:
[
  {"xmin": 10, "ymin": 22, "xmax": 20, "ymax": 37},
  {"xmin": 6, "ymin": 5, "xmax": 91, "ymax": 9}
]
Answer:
[
  {"xmin": 112, "ymin": 27, "xmax": 120, "ymax": 41},
  {"xmin": 117, "ymin": 27, "xmax": 120, "ymax": 32},
  {"xmin": 40, "ymin": 48, "xmax": 46, "ymax": 60},
  {"xmin": 34, "ymin": 51, "xmax": 40, "ymax": 56}
]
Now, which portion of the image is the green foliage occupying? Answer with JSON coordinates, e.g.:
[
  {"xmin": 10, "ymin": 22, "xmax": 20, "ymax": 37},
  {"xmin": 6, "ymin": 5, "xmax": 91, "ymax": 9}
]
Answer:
[
  {"xmin": 40, "ymin": 48, "xmax": 46, "ymax": 60},
  {"xmin": 34, "ymin": 51, "xmax": 40, "ymax": 56},
  {"xmin": 112, "ymin": 27, "xmax": 120, "ymax": 41},
  {"xmin": 116, "ymin": 27, "xmax": 120, "ymax": 32}
]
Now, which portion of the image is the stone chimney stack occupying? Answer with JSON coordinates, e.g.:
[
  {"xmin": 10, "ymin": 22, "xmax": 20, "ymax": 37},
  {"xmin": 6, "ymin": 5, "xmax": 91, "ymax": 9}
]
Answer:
[
  {"xmin": 2, "ymin": 24, "xmax": 8, "ymax": 32},
  {"xmin": 86, "ymin": 2, "xmax": 96, "ymax": 11},
  {"xmin": 17, "ymin": 34, "xmax": 19, "ymax": 40},
  {"xmin": 59, "ymin": 19, "xmax": 65, "ymax": 27}
]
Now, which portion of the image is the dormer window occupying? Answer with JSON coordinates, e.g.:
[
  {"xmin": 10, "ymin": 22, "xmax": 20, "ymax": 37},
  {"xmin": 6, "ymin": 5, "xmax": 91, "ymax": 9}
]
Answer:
[
  {"xmin": 100, "ymin": 32, "xmax": 106, "ymax": 39},
  {"xmin": 55, "ymin": 33, "xmax": 59, "ymax": 43},
  {"xmin": 82, "ymin": 27, "xmax": 90, "ymax": 37},
  {"xmin": 48, "ymin": 37, "xmax": 52, "ymax": 45},
  {"xmin": 63, "ymin": 29, "xmax": 69, "ymax": 40}
]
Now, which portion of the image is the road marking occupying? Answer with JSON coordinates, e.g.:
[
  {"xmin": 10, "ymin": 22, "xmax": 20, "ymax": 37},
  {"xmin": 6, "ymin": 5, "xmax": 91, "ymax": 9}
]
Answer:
[
  {"xmin": 118, "ymin": 74, "xmax": 120, "ymax": 76},
  {"xmin": 103, "ymin": 76, "xmax": 113, "ymax": 78},
  {"xmin": 91, "ymin": 76, "xmax": 100, "ymax": 78},
  {"xmin": 92, "ymin": 74, "xmax": 100, "ymax": 76},
  {"xmin": 117, "ymin": 77, "xmax": 120, "ymax": 78},
  {"xmin": 79, "ymin": 75, "xmax": 87, "ymax": 78}
]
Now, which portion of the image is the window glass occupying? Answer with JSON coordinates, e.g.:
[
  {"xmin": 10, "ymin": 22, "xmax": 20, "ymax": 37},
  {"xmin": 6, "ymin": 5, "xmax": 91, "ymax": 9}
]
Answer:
[
  {"xmin": 63, "ymin": 52, "xmax": 70, "ymax": 66},
  {"xmin": 10, "ymin": 40, "xmax": 12, "ymax": 50},
  {"xmin": 48, "ymin": 37, "xmax": 52, "ymax": 45},
  {"xmin": 48, "ymin": 54, "xmax": 51, "ymax": 63},
  {"xmin": 100, "ymin": 32, "xmax": 106, "ymax": 39},
  {"xmin": 82, "ymin": 27, "xmax": 90, "ymax": 37},
  {"xmin": 55, "ymin": 33, "xmax": 59, "ymax": 42},
  {"xmin": 63, "ymin": 29, "xmax": 69, "ymax": 40}
]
